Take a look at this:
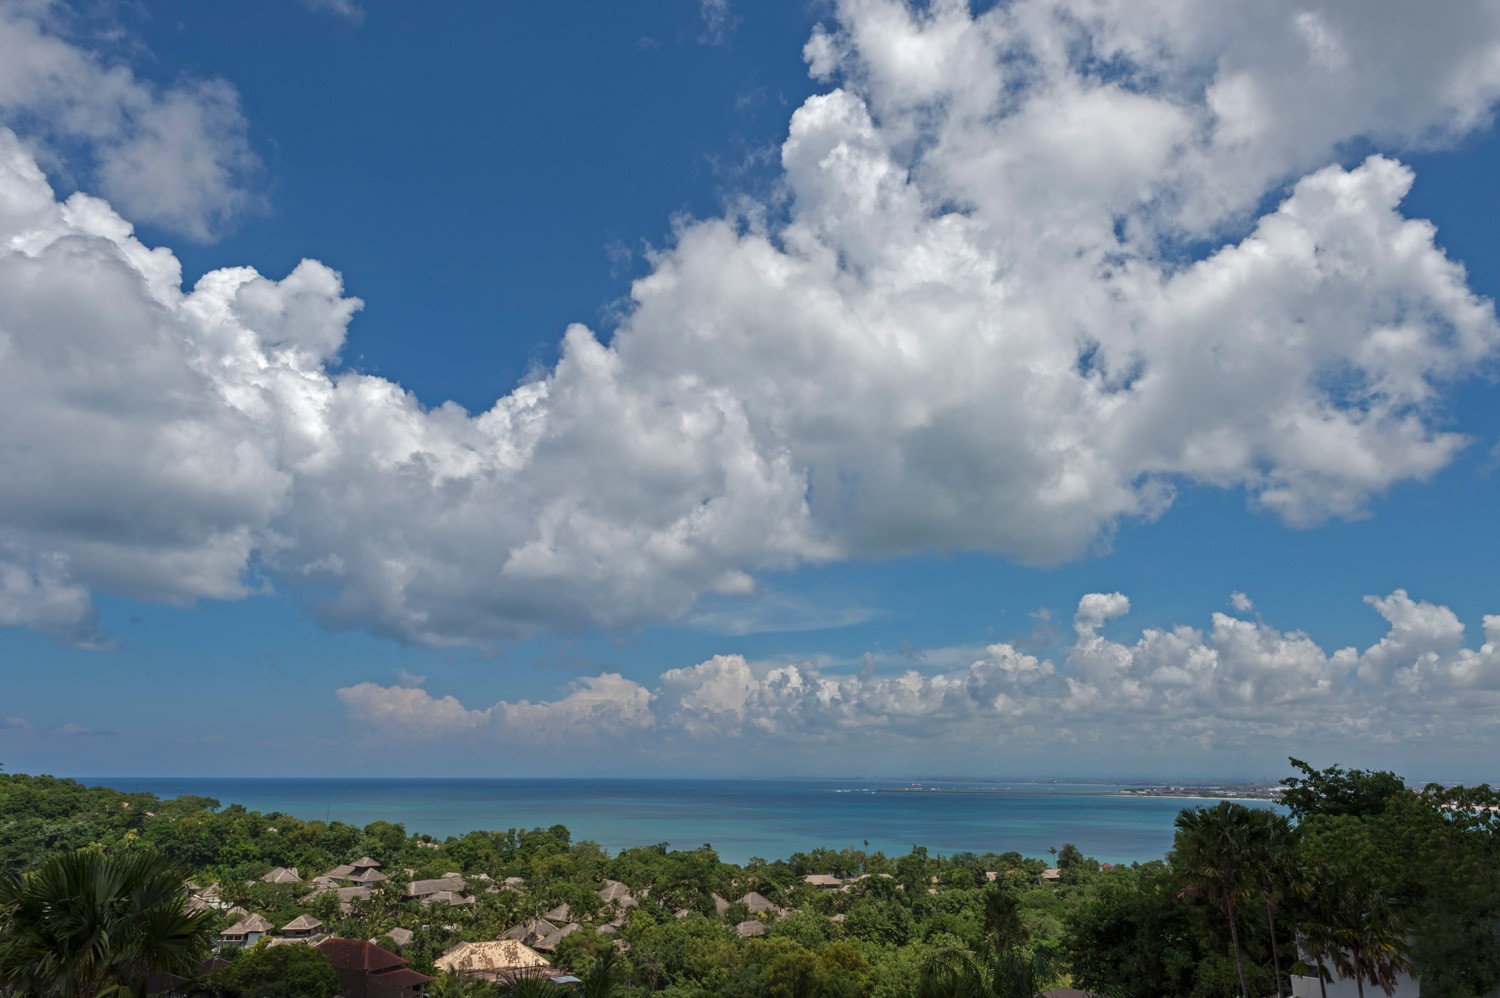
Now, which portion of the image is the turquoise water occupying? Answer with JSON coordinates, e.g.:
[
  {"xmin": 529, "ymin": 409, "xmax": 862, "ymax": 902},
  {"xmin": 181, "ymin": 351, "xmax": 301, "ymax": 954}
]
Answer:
[{"xmin": 83, "ymin": 777, "xmax": 1280, "ymax": 866}]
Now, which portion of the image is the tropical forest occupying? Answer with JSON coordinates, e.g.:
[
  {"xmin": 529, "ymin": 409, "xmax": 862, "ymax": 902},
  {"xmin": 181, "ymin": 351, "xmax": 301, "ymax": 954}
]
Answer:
[{"xmin": 0, "ymin": 760, "xmax": 1496, "ymax": 998}]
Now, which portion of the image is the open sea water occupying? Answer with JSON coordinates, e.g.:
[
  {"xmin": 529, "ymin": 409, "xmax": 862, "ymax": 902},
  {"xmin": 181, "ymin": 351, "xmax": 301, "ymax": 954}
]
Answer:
[{"xmin": 82, "ymin": 777, "xmax": 1280, "ymax": 866}]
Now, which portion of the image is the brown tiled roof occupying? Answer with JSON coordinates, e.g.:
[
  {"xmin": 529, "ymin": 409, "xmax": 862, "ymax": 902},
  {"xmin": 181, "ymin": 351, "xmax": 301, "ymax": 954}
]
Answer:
[{"xmin": 315, "ymin": 938, "xmax": 407, "ymax": 973}]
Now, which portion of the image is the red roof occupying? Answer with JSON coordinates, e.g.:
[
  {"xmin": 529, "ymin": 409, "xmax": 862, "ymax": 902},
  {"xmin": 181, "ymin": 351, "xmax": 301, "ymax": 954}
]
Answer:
[{"xmin": 315, "ymin": 938, "xmax": 408, "ymax": 973}]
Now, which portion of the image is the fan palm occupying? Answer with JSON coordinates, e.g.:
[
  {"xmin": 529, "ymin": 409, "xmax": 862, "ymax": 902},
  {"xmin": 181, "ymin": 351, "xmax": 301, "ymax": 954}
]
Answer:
[
  {"xmin": 497, "ymin": 974, "xmax": 567, "ymax": 998},
  {"xmin": 0, "ymin": 848, "xmax": 216, "ymax": 997},
  {"xmin": 578, "ymin": 948, "xmax": 628, "ymax": 998}
]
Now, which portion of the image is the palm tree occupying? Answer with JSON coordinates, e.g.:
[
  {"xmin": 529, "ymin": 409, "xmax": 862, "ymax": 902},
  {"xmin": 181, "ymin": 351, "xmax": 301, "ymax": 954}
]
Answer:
[
  {"xmin": 982, "ymin": 887, "xmax": 1028, "ymax": 958},
  {"xmin": 1330, "ymin": 882, "xmax": 1415, "ymax": 998},
  {"xmin": 1171, "ymin": 802, "xmax": 1258, "ymax": 998},
  {"xmin": 1247, "ymin": 809, "xmax": 1302, "ymax": 997},
  {"xmin": 497, "ymin": 974, "xmax": 567, "ymax": 998},
  {"xmin": 917, "ymin": 949, "xmax": 988, "ymax": 998},
  {"xmin": 577, "ymin": 948, "xmax": 628, "ymax": 998},
  {"xmin": 0, "ymin": 848, "xmax": 216, "ymax": 997}
]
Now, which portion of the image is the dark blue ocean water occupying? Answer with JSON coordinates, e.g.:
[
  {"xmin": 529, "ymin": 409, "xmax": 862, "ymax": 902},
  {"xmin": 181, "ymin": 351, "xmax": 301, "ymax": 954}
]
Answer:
[{"xmin": 83, "ymin": 777, "xmax": 1279, "ymax": 866}]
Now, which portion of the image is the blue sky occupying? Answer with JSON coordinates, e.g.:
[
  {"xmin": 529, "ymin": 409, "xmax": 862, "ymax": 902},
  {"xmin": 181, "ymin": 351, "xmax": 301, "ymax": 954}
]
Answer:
[{"xmin": 2, "ymin": 0, "xmax": 1499, "ymax": 782}]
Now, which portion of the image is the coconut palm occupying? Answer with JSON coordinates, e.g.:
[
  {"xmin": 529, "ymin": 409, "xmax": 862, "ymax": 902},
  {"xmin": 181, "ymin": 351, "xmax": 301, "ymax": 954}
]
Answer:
[
  {"xmin": 1171, "ymin": 802, "xmax": 1258, "ymax": 998},
  {"xmin": 0, "ymin": 848, "xmax": 216, "ymax": 997},
  {"xmin": 1330, "ymin": 882, "xmax": 1415, "ymax": 998}
]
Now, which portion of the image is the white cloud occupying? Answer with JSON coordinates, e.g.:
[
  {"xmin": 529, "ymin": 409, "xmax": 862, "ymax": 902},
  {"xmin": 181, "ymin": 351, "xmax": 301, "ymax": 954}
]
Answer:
[
  {"xmin": 2, "ymin": 2, "xmax": 1500, "ymax": 645},
  {"xmin": 337, "ymin": 672, "xmax": 653, "ymax": 743},
  {"xmin": 699, "ymin": 0, "xmax": 737, "ymax": 46},
  {"xmin": 335, "ymin": 591, "xmax": 1500, "ymax": 759},
  {"xmin": 0, "ymin": 3, "xmax": 258, "ymax": 239},
  {"xmin": 301, "ymin": 0, "xmax": 364, "ymax": 25},
  {"xmin": 1230, "ymin": 592, "xmax": 1254, "ymax": 612}
]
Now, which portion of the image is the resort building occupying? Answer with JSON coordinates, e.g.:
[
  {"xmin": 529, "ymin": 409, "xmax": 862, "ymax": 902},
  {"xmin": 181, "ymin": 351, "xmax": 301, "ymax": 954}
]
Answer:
[
  {"xmin": 280, "ymin": 914, "xmax": 325, "ymax": 940},
  {"xmin": 218, "ymin": 913, "xmax": 274, "ymax": 948},
  {"xmin": 315, "ymin": 938, "xmax": 432, "ymax": 998},
  {"xmin": 433, "ymin": 940, "xmax": 551, "ymax": 983}
]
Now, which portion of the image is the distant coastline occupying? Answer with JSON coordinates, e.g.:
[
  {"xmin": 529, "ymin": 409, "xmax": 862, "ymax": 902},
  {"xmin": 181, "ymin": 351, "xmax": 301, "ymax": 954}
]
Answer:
[{"xmin": 877, "ymin": 784, "xmax": 1284, "ymax": 802}]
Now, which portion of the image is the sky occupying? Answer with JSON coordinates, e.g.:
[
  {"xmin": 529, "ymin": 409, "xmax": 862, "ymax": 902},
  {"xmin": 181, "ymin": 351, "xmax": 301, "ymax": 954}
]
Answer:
[{"xmin": 1, "ymin": 0, "xmax": 1499, "ymax": 782}]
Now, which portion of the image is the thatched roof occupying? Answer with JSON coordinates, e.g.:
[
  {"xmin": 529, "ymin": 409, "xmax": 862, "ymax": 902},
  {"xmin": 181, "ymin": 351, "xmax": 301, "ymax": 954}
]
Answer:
[
  {"xmin": 372, "ymin": 927, "xmax": 414, "ymax": 949},
  {"xmin": 533, "ymin": 923, "xmax": 580, "ymax": 952},
  {"xmin": 713, "ymin": 893, "xmax": 730, "ymax": 915},
  {"xmin": 1040, "ymin": 868, "xmax": 1062, "ymax": 881},
  {"xmin": 282, "ymin": 914, "xmax": 324, "ymax": 933},
  {"xmin": 544, "ymin": 903, "xmax": 571, "ymax": 922},
  {"xmin": 324, "ymin": 864, "xmax": 356, "ymax": 880},
  {"xmin": 499, "ymin": 918, "xmax": 557, "ymax": 943},
  {"xmin": 740, "ymin": 892, "xmax": 783, "ymax": 915},
  {"xmin": 803, "ymin": 874, "xmax": 843, "ymax": 888},
  {"xmin": 434, "ymin": 940, "xmax": 549, "ymax": 974},
  {"xmin": 408, "ymin": 875, "xmax": 466, "ymax": 898},
  {"xmin": 736, "ymin": 920, "xmax": 767, "ymax": 937},
  {"xmin": 222, "ymin": 914, "xmax": 274, "ymax": 936},
  {"xmin": 598, "ymin": 880, "xmax": 636, "ymax": 903},
  {"xmin": 350, "ymin": 856, "xmax": 382, "ymax": 870},
  {"xmin": 349, "ymin": 868, "xmax": 388, "ymax": 884},
  {"xmin": 421, "ymin": 890, "xmax": 475, "ymax": 907},
  {"xmin": 261, "ymin": 867, "xmax": 302, "ymax": 884}
]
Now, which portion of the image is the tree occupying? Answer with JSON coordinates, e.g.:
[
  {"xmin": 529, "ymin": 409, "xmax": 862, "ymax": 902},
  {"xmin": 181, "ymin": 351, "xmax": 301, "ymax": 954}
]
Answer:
[
  {"xmin": 1279, "ymin": 760, "xmax": 1410, "ymax": 822},
  {"xmin": 577, "ymin": 948, "xmax": 628, "ymax": 998},
  {"xmin": 1245, "ymin": 809, "xmax": 1301, "ymax": 997},
  {"xmin": 1171, "ymin": 802, "xmax": 1258, "ymax": 998},
  {"xmin": 0, "ymin": 848, "xmax": 216, "ymax": 997},
  {"xmin": 210, "ymin": 940, "xmax": 337, "ymax": 997},
  {"xmin": 982, "ymin": 887, "xmax": 1027, "ymax": 958},
  {"xmin": 1064, "ymin": 864, "xmax": 1201, "ymax": 998},
  {"xmin": 1329, "ymin": 880, "xmax": 1415, "ymax": 998}
]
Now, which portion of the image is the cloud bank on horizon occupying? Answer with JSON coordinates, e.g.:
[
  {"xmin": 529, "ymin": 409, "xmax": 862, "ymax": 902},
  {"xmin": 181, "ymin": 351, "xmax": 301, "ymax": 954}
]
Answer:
[
  {"xmin": 1, "ymin": 0, "xmax": 1500, "ymax": 648},
  {"xmin": 333, "ymin": 590, "xmax": 1500, "ymax": 765}
]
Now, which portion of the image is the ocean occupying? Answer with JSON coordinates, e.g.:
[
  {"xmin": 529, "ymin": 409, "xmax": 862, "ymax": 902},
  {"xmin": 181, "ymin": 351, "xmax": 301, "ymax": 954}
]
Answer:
[{"xmin": 82, "ymin": 777, "xmax": 1281, "ymax": 866}]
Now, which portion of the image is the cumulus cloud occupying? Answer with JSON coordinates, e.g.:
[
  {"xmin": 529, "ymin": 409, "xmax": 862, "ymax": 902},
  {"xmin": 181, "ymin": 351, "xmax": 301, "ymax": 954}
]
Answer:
[
  {"xmin": 0, "ymin": 3, "xmax": 258, "ymax": 238},
  {"xmin": 336, "ymin": 591, "xmax": 1500, "ymax": 757},
  {"xmin": 1230, "ymin": 592, "xmax": 1254, "ymax": 613},
  {"xmin": 2, "ymin": 1, "xmax": 1500, "ymax": 645}
]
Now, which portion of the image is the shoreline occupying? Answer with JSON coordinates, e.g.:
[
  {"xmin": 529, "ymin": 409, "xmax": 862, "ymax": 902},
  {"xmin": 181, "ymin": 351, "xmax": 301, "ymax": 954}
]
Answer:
[{"xmin": 876, "ymin": 788, "xmax": 1282, "ymax": 803}]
